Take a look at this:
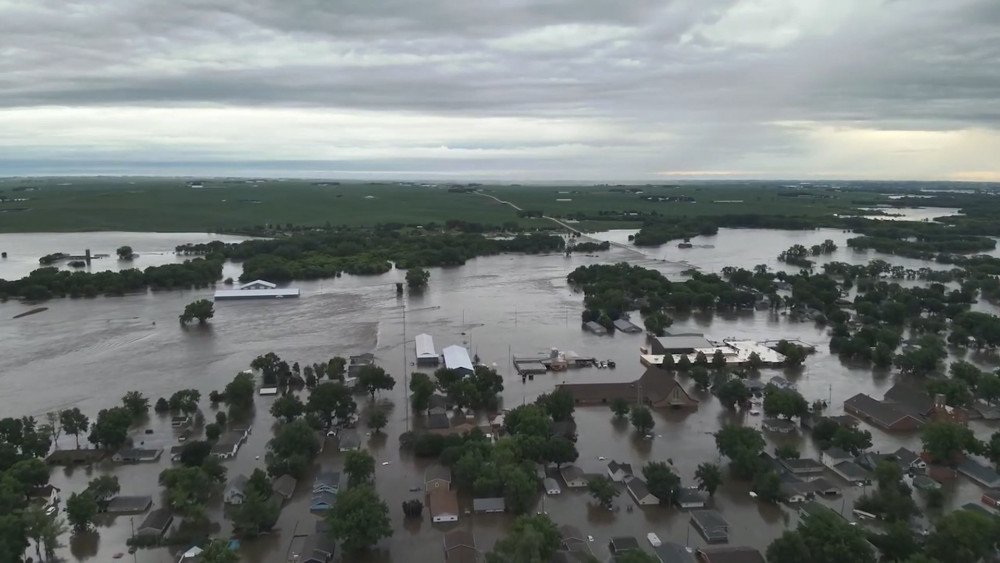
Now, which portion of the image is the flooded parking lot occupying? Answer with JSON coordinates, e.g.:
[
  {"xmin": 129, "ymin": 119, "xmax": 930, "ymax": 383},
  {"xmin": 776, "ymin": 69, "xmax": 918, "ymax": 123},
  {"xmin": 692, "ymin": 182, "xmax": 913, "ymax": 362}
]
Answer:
[{"xmin": 1, "ymin": 228, "xmax": 997, "ymax": 561}]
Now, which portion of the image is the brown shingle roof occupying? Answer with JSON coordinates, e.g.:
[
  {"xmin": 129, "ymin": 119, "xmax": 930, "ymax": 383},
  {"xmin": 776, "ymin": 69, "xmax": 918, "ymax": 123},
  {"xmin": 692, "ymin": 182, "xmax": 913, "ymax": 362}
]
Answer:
[
  {"xmin": 428, "ymin": 488, "xmax": 459, "ymax": 518},
  {"xmin": 556, "ymin": 367, "xmax": 697, "ymax": 408}
]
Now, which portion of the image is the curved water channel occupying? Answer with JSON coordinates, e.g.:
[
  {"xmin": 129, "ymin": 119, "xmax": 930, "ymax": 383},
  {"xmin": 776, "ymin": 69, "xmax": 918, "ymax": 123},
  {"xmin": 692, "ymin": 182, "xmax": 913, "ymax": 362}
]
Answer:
[{"xmin": 1, "ymin": 228, "xmax": 997, "ymax": 562}]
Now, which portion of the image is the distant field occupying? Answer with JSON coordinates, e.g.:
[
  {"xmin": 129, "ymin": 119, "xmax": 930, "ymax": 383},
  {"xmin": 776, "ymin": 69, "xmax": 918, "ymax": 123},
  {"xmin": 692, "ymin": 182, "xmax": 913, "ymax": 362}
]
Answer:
[{"xmin": 0, "ymin": 177, "xmax": 888, "ymax": 233}]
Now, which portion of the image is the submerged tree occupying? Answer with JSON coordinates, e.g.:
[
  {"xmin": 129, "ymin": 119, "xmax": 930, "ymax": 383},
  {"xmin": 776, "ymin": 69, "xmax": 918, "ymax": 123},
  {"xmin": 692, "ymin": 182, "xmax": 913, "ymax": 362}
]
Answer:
[{"xmin": 179, "ymin": 299, "xmax": 214, "ymax": 324}]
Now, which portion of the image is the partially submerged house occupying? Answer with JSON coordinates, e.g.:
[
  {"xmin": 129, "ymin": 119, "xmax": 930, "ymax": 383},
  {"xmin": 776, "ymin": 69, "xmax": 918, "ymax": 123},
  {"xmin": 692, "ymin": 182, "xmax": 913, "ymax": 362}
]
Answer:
[
  {"xmin": 425, "ymin": 464, "xmax": 452, "ymax": 491},
  {"xmin": 583, "ymin": 321, "xmax": 608, "ymax": 335},
  {"xmin": 225, "ymin": 474, "xmax": 249, "ymax": 505},
  {"xmin": 607, "ymin": 460, "xmax": 634, "ymax": 482},
  {"xmin": 695, "ymin": 546, "xmax": 766, "ymax": 563},
  {"xmin": 608, "ymin": 536, "xmax": 641, "ymax": 555},
  {"xmin": 337, "ymin": 429, "xmax": 361, "ymax": 452},
  {"xmin": 214, "ymin": 279, "xmax": 299, "ymax": 300},
  {"xmin": 105, "ymin": 495, "xmax": 152, "ymax": 514},
  {"xmin": 778, "ymin": 458, "xmax": 825, "ymax": 480},
  {"xmin": 556, "ymin": 367, "xmax": 698, "ymax": 409},
  {"xmin": 212, "ymin": 427, "xmax": 251, "ymax": 459},
  {"xmin": 428, "ymin": 488, "xmax": 460, "ymax": 523},
  {"xmin": 560, "ymin": 465, "xmax": 588, "ymax": 488},
  {"xmin": 415, "ymin": 333, "xmax": 439, "ymax": 366},
  {"xmin": 272, "ymin": 474, "xmax": 297, "ymax": 502},
  {"xmin": 690, "ymin": 510, "xmax": 729, "ymax": 543},
  {"xmin": 648, "ymin": 334, "xmax": 714, "ymax": 355},
  {"xmin": 112, "ymin": 448, "xmax": 162, "ymax": 463},
  {"xmin": 472, "ymin": 497, "xmax": 505, "ymax": 514},
  {"xmin": 675, "ymin": 487, "xmax": 707, "ymax": 509},
  {"xmin": 625, "ymin": 476, "xmax": 659, "ymax": 506},
  {"xmin": 844, "ymin": 393, "xmax": 924, "ymax": 431},
  {"xmin": 613, "ymin": 318, "xmax": 642, "ymax": 334},
  {"xmin": 443, "ymin": 529, "xmax": 478, "ymax": 563},
  {"xmin": 762, "ymin": 418, "xmax": 797, "ymax": 434},
  {"xmin": 958, "ymin": 458, "xmax": 1000, "ymax": 488},
  {"xmin": 137, "ymin": 508, "xmax": 173, "ymax": 538},
  {"xmin": 442, "ymin": 345, "xmax": 475, "ymax": 375}
]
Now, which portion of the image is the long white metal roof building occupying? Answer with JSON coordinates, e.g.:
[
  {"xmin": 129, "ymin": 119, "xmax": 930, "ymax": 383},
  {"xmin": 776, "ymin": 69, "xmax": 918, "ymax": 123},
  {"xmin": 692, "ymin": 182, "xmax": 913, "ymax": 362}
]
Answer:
[
  {"xmin": 415, "ymin": 334, "xmax": 437, "ymax": 362},
  {"xmin": 442, "ymin": 345, "xmax": 474, "ymax": 373}
]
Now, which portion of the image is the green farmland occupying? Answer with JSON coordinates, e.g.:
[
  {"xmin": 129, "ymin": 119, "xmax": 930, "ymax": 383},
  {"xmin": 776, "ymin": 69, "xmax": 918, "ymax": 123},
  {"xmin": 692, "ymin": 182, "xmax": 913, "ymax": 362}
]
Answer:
[{"xmin": 0, "ymin": 176, "xmax": 892, "ymax": 233}]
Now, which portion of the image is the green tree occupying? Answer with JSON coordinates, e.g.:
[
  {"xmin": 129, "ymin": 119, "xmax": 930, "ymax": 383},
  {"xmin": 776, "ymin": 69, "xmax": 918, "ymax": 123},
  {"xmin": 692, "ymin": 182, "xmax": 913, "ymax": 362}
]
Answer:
[
  {"xmin": 775, "ymin": 444, "xmax": 800, "ymax": 460},
  {"xmin": 159, "ymin": 465, "xmax": 219, "ymax": 518},
  {"xmin": 223, "ymin": 372, "xmax": 255, "ymax": 409},
  {"xmin": 327, "ymin": 356, "xmax": 347, "ymax": 380},
  {"xmin": 405, "ymin": 267, "xmax": 430, "ymax": 289},
  {"xmin": 763, "ymin": 388, "xmax": 809, "ymax": 419},
  {"xmin": 485, "ymin": 514, "xmax": 560, "ymax": 563},
  {"xmin": 367, "ymin": 408, "xmax": 388, "ymax": 433},
  {"xmin": 691, "ymin": 366, "xmax": 711, "ymax": 390},
  {"xmin": 988, "ymin": 430, "xmax": 1000, "ymax": 469},
  {"xmin": 200, "ymin": 539, "xmax": 239, "ymax": 563},
  {"xmin": 924, "ymin": 508, "xmax": 1000, "ymax": 563},
  {"xmin": 714, "ymin": 378, "xmax": 751, "ymax": 409},
  {"xmin": 344, "ymin": 450, "xmax": 375, "ymax": 487},
  {"xmin": 87, "ymin": 474, "xmax": 120, "ymax": 503},
  {"xmin": 712, "ymin": 349, "xmax": 727, "ymax": 369},
  {"xmin": 747, "ymin": 351, "xmax": 763, "ymax": 370},
  {"xmin": 610, "ymin": 398, "xmax": 630, "ymax": 419},
  {"xmin": 266, "ymin": 419, "xmax": 321, "ymax": 478},
  {"xmin": 715, "ymin": 424, "xmax": 765, "ymax": 479},
  {"xmin": 502, "ymin": 465, "xmax": 537, "ymax": 514},
  {"xmin": 168, "ymin": 389, "xmax": 201, "ymax": 414},
  {"xmin": 695, "ymin": 462, "xmax": 722, "ymax": 496},
  {"xmin": 326, "ymin": 484, "xmax": 392, "ymax": 553},
  {"xmin": 629, "ymin": 405, "xmax": 654, "ymax": 434},
  {"xmin": 545, "ymin": 436, "xmax": 578, "ymax": 467},
  {"xmin": 587, "ymin": 476, "xmax": 619, "ymax": 509},
  {"xmin": 504, "ymin": 404, "xmax": 550, "ymax": 438},
  {"xmin": 179, "ymin": 441, "xmax": 212, "ymax": 467},
  {"xmin": 270, "ymin": 394, "xmax": 304, "ymax": 422},
  {"xmin": 767, "ymin": 508, "xmax": 875, "ymax": 563},
  {"xmin": 869, "ymin": 521, "xmax": 920, "ymax": 562},
  {"xmin": 121, "ymin": 391, "xmax": 149, "ymax": 419},
  {"xmin": 921, "ymin": 421, "xmax": 982, "ymax": 464},
  {"xmin": 357, "ymin": 365, "xmax": 396, "ymax": 400},
  {"xmin": 87, "ymin": 407, "xmax": 133, "ymax": 450},
  {"xmin": 536, "ymin": 389, "xmax": 575, "ymax": 422},
  {"xmin": 179, "ymin": 299, "xmax": 215, "ymax": 324},
  {"xmin": 752, "ymin": 470, "xmax": 784, "ymax": 502},
  {"xmin": 616, "ymin": 552, "xmax": 660, "ymax": 563},
  {"xmin": 409, "ymin": 372, "xmax": 435, "ymax": 411},
  {"xmin": 676, "ymin": 354, "xmax": 692, "ymax": 371},
  {"xmin": 65, "ymin": 491, "xmax": 97, "ymax": 532},
  {"xmin": 642, "ymin": 461, "xmax": 679, "ymax": 504},
  {"xmin": 59, "ymin": 408, "xmax": 89, "ymax": 449},
  {"xmin": 116, "ymin": 245, "xmax": 134, "ymax": 260},
  {"xmin": 231, "ymin": 490, "xmax": 280, "ymax": 538},
  {"xmin": 205, "ymin": 422, "xmax": 222, "ymax": 442},
  {"xmin": 307, "ymin": 382, "xmax": 356, "ymax": 427}
]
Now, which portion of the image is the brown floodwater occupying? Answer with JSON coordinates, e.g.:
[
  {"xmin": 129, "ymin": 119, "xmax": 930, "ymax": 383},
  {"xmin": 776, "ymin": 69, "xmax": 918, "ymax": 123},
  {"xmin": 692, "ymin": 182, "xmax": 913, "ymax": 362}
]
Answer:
[{"xmin": 1, "ymin": 228, "xmax": 997, "ymax": 562}]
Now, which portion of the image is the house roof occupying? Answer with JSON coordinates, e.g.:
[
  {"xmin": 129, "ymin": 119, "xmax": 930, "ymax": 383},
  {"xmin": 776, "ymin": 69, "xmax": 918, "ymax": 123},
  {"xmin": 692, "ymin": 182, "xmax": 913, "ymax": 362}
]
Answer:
[
  {"xmin": 690, "ymin": 510, "xmax": 728, "ymax": 532},
  {"xmin": 272, "ymin": 474, "xmax": 297, "ymax": 499},
  {"xmin": 427, "ymin": 413, "xmax": 451, "ymax": 429},
  {"xmin": 845, "ymin": 393, "xmax": 922, "ymax": 429},
  {"xmin": 696, "ymin": 546, "xmax": 766, "ymax": 563},
  {"xmin": 428, "ymin": 488, "xmax": 460, "ymax": 517},
  {"xmin": 893, "ymin": 447, "xmax": 921, "ymax": 467},
  {"xmin": 314, "ymin": 471, "xmax": 340, "ymax": 489},
  {"xmin": 780, "ymin": 480, "xmax": 814, "ymax": 497},
  {"xmin": 302, "ymin": 533, "xmax": 335, "ymax": 558},
  {"xmin": 228, "ymin": 474, "xmax": 249, "ymax": 494},
  {"xmin": 613, "ymin": 318, "xmax": 641, "ymax": 332},
  {"xmin": 543, "ymin": 477, "xmax": 561, "ymax": 491},
  {"xmin": 415, "ymin": 333, "xmax": 437, "ymax": 360},
  {"xmin": 833, "ymin": 461, "xmax": 870, "ymax": 482},
  {"xmin": 442, "ymin": 345, "xmax": 474, "ymax": 372},
  {"xmin": 425, "ymin": 464, "xmax": 452, "ymax": 483},
  {"xmin": 444, "ymin": 528, "xmax": 476, "ymax": 551},
  {"xmin": 428, "ymin": 394, "xmax": 450, "ymax": 410},
  {"xmin": 556, "ymin": 367, "xmax": 697, "ymax": 408},
  {"xmin": 625, "ymin": 476, "xmax": 655, "ymax": 501},
  {"xmin": 472, "ymin": 497, "xmax": 505, "ymax": 512},
  {"xmin": 811, "ymin": 477, "xmax": 841, "ymax": 493},
  {"xmin": 883, "ymin": 383, "xmax": 934, "ymax": 415},
  {"xmin": 138, "ymin": 508, "xmax": 172, "ymax": 532},
  {"xmin": 654, "ymin": 334, "xmax": 713, "ymax": 351},
  {"xmin": 338, "ymin": 429, "xmax": 361, "ymax": 449},
  {"xmin": 310, "ymin": 491, "xmax": 337, "ymax": 508},
  {"xmin": 958, "ymin": 458, "xmax": 1000, "ymax": 486},
  {"xmin": 676, "ymin": 487, "xmax": 707, "ymax": 505},
  {"xmin": 654, "ymin": 543, "xmax": 697, "ymax": 563},
  {"xmin": 607, "ymin": 460, "xmax": 633, "ymax": 475},
  {"xmin": 561, "ymin": 465, "xmax": 586, "ymax": 482},
  {"xmin": 823, "ymin": 447, "xmax": 852, "ymax": 462},
  {"xmin": 780, "ymin": 458, "xmax": 825, "ymax": 473},
  {"xmin": 583, "ymin": 321, "xmax": 607, "ymax": 334},
  {"xmin": 609, "ymin": 536, "xmax": 640, "ymax": 552},
  {"xmin": 105, "ymin": 495, "xmax": 152, "ymax": 513},
  {"xmin": 762, "ymin": 418, "xmax": 797, "ymax": 432},
  {"xmin": 240, "ymin": 279, "xmax": 277, "ymax": 289}
]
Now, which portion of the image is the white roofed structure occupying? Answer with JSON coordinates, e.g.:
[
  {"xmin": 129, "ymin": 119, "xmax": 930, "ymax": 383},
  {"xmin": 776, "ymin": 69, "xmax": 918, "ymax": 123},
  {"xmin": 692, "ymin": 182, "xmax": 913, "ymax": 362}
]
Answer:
[
  {"xmin": 240, "ymin": 279, "xmax": 277, "ymax": 290},
  {"xmin": 415, "ymin": 334, "xmax": 439, "ymax": 365},
  {"xmin": 442, "ymin": 345, "xmax": 474, "ymax": 374},
  {"xmin": 215, "ymin": 279, "xmax": 299, "ymax": 300}
]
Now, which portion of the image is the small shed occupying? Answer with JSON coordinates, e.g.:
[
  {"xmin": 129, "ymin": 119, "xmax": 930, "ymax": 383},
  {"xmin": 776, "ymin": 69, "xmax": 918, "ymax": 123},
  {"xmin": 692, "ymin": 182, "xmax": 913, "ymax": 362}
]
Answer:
[
  {"xmin": 544, "ymin": 477, "xmax": 562, "ymax": 495},
  {"xmin": 415, "ymin": 334, "xmax": 439, "ymax": 365},
  {"xmin": 690, "ymin": 510, "xmax": 729, "ymax": 543},
  {"xmin": 472, "ymin": 497, "xmax": 506, "ymax": 513}
]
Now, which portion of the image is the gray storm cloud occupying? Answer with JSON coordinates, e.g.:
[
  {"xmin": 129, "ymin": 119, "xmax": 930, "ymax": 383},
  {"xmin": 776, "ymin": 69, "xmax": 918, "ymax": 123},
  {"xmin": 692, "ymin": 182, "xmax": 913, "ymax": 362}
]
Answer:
[{"xmin": 0, "ymin": 0, "xmax": 998, "ymax": 180}]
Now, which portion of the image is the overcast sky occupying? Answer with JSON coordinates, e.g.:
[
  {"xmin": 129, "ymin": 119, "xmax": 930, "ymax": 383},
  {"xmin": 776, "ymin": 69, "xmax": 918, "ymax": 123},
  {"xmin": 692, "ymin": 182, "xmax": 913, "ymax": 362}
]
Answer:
[{"xmin": 1, "ymin": 0, "xmax": 999, "ymax": 181}]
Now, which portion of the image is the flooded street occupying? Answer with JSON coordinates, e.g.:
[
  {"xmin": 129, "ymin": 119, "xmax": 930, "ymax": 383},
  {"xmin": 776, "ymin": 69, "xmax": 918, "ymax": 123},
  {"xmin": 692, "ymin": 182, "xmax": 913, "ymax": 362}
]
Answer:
[{"xmin": 1, "ymin": 228, "xmax": 997, "ymax": 562}]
